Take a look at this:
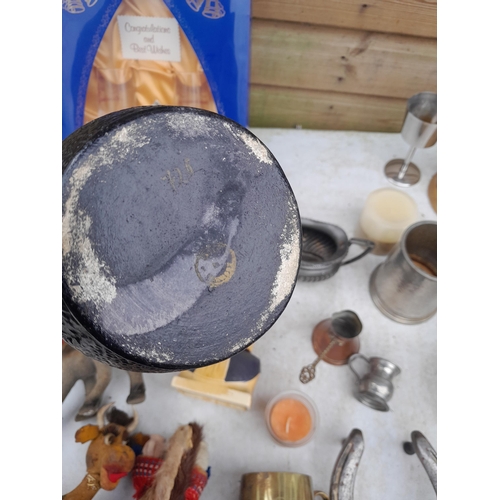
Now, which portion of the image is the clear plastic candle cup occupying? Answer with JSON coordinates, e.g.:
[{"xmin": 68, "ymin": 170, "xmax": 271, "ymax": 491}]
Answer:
[
  {"xmin": 358, "ymin": 188, "xmax": 420, "ymax": 256},
  {"xmin": 265, "ymin": 391, "xmax": 318, "ymax": 447}
]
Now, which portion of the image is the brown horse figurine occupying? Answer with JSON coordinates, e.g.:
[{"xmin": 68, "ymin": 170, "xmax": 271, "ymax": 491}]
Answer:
[{"xmin": 63, "ymin": 341, "xmax": 146, "ymax": 421}]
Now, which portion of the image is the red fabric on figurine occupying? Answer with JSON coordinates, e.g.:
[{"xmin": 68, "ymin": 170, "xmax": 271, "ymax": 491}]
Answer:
[
  {"xmin": 131, "ymin": 423, "xmax": 209, "ymax": 500},
  {"xmin": 184, "ymin": 466, "xmax": 208, "ymax": 500},
  {"xmin": 132, "ymin": 456, "xmax": 164, "ymax": 499}
]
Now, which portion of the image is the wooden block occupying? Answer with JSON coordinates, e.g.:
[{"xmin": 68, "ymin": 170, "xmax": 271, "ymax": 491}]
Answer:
[
  {"xmin": 250, "ymin": 19, "xmax": 436, "ymax": 100},
  {"xmin": 171, "ymin": 375, "xmax": 253, "ymax": 410},
  {"xmin": 252, "ymin": 0, "xmax": 437, "ymax": 39},
  {"xmin": 249, "ymin": 84, "xmax": 407, "ymax": 132},
  {"xmin": 194, "ymin": 359, "xmax": 229, "ymax": 380}
]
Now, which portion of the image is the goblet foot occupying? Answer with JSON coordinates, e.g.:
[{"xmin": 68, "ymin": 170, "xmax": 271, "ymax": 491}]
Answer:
[{"xmin": 384, "ymin": 159, "xmax": 420, "ymax": 187}]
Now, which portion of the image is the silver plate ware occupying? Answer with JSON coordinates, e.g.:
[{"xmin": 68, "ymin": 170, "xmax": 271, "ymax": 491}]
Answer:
[{"xmin": 299, "ymin": 218, "xmax": 374, "ymax": 282}]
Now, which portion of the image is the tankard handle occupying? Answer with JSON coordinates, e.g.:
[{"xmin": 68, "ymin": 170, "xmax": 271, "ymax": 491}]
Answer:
[
  {"xmin": 348, "ymin": 353, "xmax": 370, "ymax": 380},
  {"xmin": 314, "ymin": 492, "xmax": 329, "ymax": 499},
  {"xmin": 341, "ymin": 238, "xmax": 375, "ymax": 266}
]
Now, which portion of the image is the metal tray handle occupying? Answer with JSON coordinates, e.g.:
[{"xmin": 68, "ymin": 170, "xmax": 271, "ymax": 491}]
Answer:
[{"xmin": 341, "ymin": 238, "xmax": 375, "ymax": 266}]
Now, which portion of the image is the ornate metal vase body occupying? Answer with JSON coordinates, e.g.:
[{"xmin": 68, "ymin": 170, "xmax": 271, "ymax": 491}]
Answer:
[
  {"xmin": 348, "ymin": 354, "xmax": 401, "ymax": 412},
  {"xmin": 62, "ymin": 106, "xmax": 301, "ymax": 372}
]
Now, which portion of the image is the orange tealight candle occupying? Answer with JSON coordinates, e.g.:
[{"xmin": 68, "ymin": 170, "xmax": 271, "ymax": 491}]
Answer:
[
  {"xmin": 270, "ymin": 398, "xmax": 312, "ymax": 441},
  {"xmin": 265, "ymin": 391, "xmax": 318, "ymax": 447}
]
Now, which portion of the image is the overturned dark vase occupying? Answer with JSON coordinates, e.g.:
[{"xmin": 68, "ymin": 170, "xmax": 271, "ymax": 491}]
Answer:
[
  {"xmin": 299, "ymin": 219, "xmax": 374, "ymax": 282},
  {"xmin": 62, "ymin": 106, "xmax": 301, "ymax": 372}
]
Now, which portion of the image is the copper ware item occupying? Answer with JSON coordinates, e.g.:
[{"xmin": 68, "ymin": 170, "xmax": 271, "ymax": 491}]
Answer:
[
  {"xmin": 299, "ymin": 336, "xmax": 339, "ymax": 383},
  {"xmin": 348, "ymin": 354, "xmax": 401, "ymax": 412},
  {"xmin": 300, "ymin": 311, "xmax": 362, "ymax": 383},
  {"xmin": 369, "ymin": 220, "xmax": 437, "ymax": 324}
]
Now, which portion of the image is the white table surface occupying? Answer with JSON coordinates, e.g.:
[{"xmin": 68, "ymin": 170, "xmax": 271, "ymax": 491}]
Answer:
[{"xmin": 62, "ymin": 128, "xmax": 437, "ymax": 499}]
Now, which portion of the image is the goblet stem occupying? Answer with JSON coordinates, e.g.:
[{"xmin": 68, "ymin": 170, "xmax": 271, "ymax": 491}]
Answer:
[
  {"xmin": 397, "ymin": 146, "xmax": 416, "ymax": 180},
  {"xmin": 397, "ymin": 147, "xmax": 417, "ymax": 180}
]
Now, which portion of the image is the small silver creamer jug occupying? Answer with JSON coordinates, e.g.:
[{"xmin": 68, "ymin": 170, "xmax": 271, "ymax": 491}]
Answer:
[{"xmin": 348, "ymin": 354, "xmax": 401, "ymax": 412}]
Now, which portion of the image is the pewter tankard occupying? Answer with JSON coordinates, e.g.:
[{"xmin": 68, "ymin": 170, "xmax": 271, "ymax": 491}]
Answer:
[
  {"xmin": 369, "ymin": 220, "xmax": 437, "ymax": 324},
  {"xmin": 348, "ymin": 354, "xmax": 401, "ymax": 412}
]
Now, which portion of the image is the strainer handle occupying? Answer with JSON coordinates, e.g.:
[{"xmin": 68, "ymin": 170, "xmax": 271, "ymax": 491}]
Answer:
[{"xmin": 341, "ymin": 238, "xmax": 375, "ymax": 266}]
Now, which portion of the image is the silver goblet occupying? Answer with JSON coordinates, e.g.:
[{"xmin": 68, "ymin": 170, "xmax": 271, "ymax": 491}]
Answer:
[{"xmin": 385, "ymin": 92, "xmax": 437, "ymax": 187}]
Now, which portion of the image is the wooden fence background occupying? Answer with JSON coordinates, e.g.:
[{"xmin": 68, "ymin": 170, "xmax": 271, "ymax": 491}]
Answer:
[{"xmin": 248, "ymin": 0, "xmax": 437, "ymax": 132}]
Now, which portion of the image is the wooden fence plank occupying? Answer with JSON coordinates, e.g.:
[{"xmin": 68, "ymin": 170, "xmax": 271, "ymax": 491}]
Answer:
[
  {"xmin": 249, "ymin": 84, "xmax": 407, "ymax": 132},
  {"xmin": 252, "ymin": 0, "xmax": 436, "ymax": 39},
  {"xmin": 250, "ymin": 19, "xmax": 436, "ymax": 100}
]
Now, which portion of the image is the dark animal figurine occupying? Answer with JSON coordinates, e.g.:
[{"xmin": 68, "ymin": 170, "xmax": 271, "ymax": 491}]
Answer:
[
  {"xmin": 63, "ymin": 341, "xmax": 146, "ymax": 421},
  {"xmin": 63, "ymin": 403, "xmax": 138, "ymax": 500}
]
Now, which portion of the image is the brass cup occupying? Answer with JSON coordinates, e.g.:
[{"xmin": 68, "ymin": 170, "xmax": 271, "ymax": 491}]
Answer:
[{"xmin": 240, "ymin": 472, "xmax": 328, "ymax": 500}]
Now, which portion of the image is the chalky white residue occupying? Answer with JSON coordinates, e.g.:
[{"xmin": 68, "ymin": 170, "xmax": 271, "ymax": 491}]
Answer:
[
  {"xmin": 223, "ymin": 122, "xmax": 273, "ymax": 166},
  {"xmin": 227, "ymin": 338, "xmax": 252, "ymax": 356},
  {"xmin": 163, "ymin": 112, "xmax": 216, "ymax": 139},
  {"xmin": 135, "ymin": 347, "xmax": 173, "ymax": 363},
  {"xmin": 62, "ymin": 123, "xmax": 151, "ymax": 307},
  {"xmin": 70, "ymin": 213, "xmax": 117, "ymax": 305},
  {"xmin": 251, "ymin": 199, "xmax": 300, "ymax": 336},
  {"xmin": 201, "ymin": 203, "xmax": 220, "ymax": 225},
  {"xmin": 119, "ymin": 336, "xmax": 174, "ymax": 363}
]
